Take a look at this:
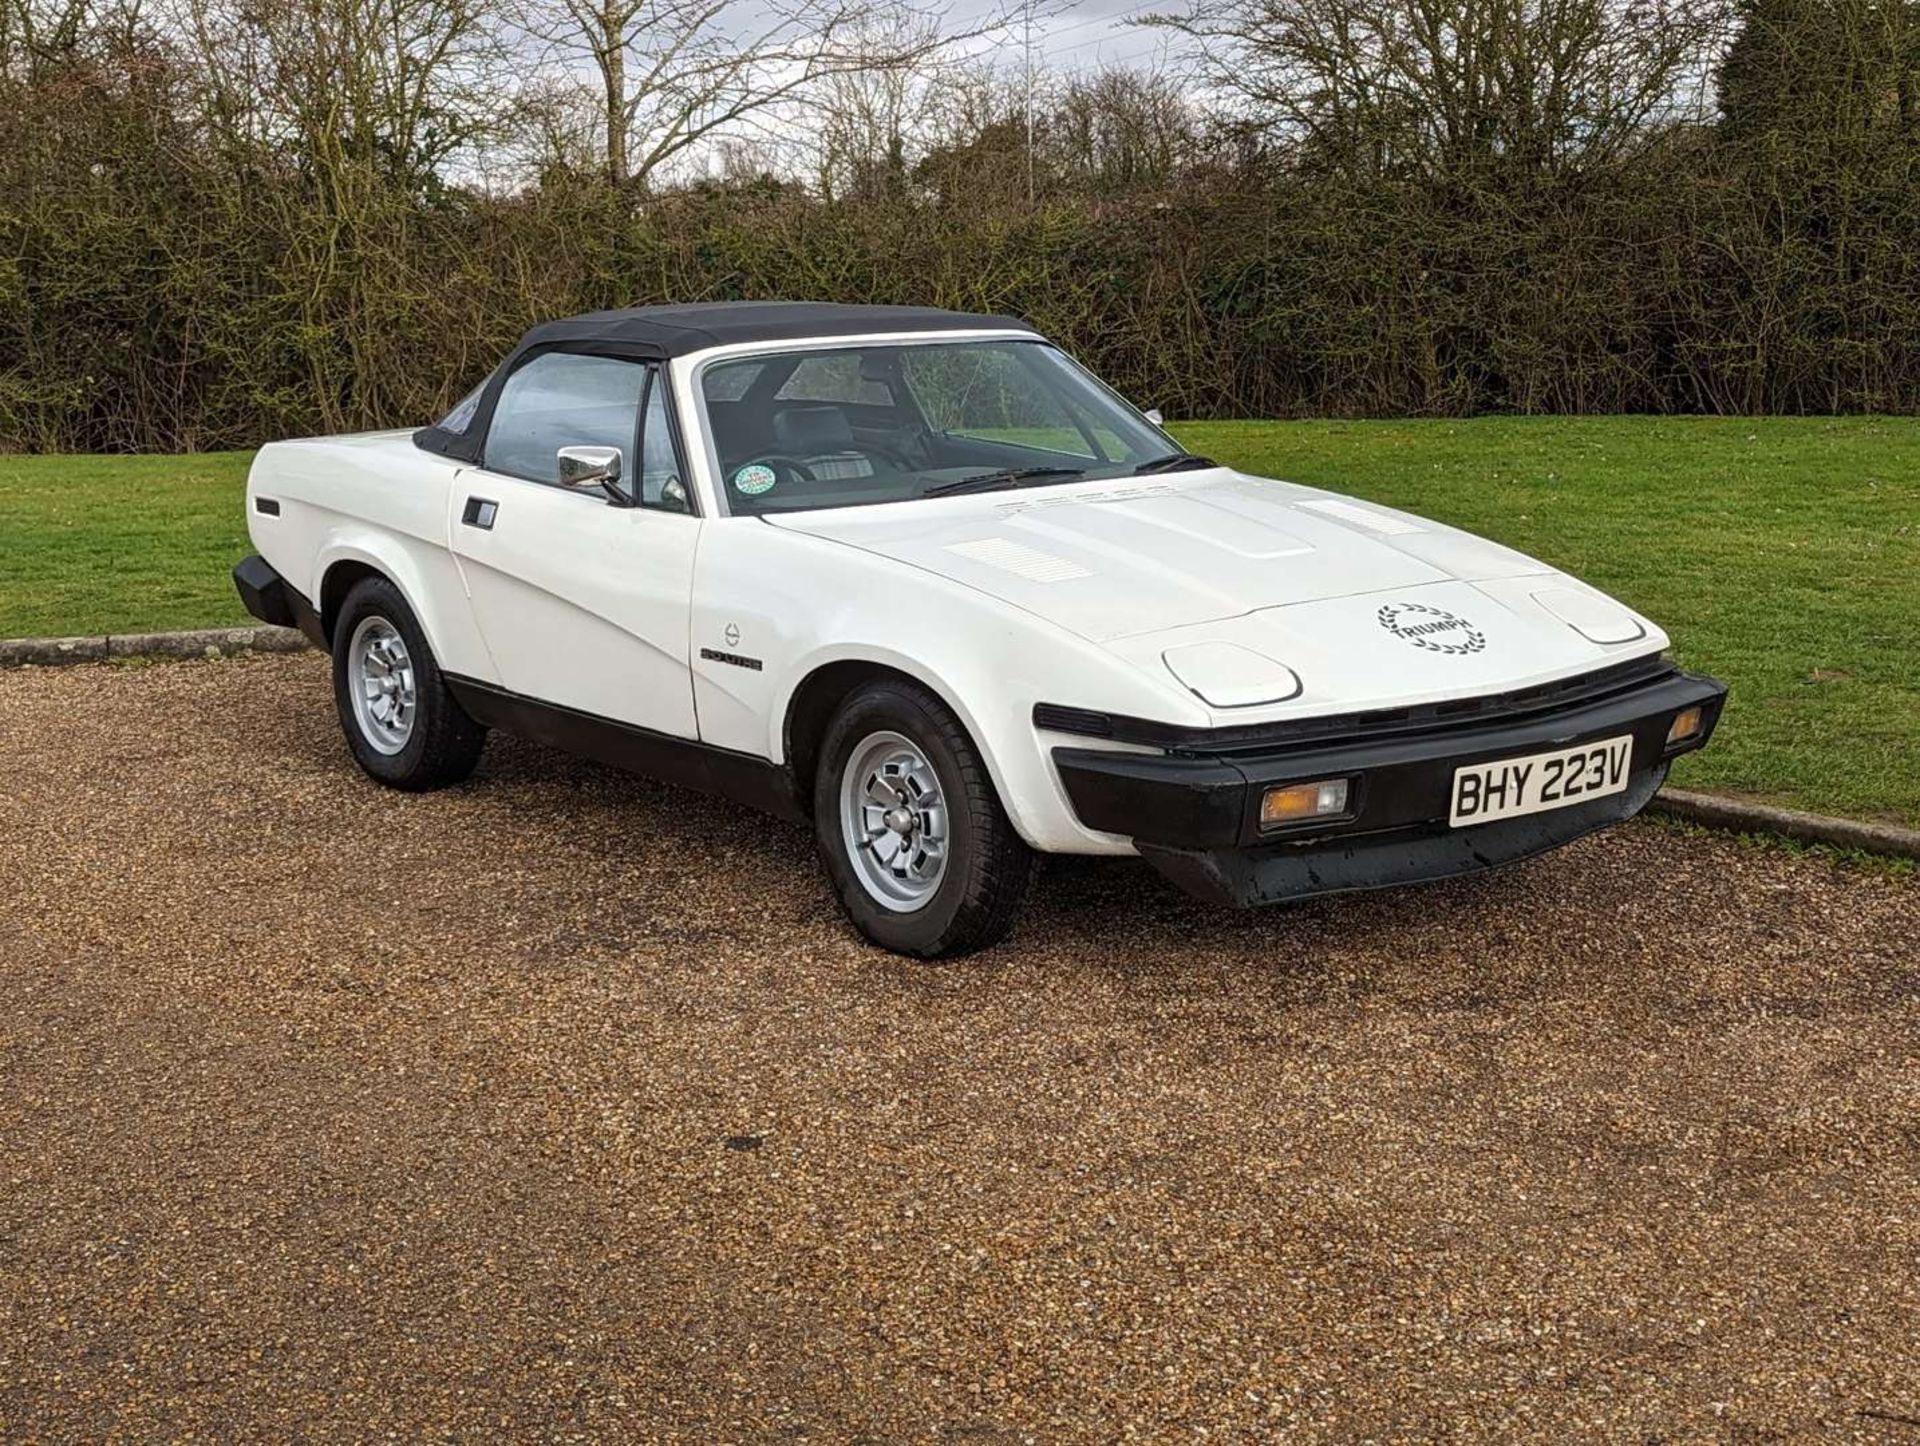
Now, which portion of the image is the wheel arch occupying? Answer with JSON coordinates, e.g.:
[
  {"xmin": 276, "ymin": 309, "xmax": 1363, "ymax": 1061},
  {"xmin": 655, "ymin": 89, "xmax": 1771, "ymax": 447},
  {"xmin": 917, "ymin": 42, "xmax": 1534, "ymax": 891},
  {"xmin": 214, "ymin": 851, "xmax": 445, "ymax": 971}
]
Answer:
[
  {"xmin": 784, "ymin": 659, "xmax": 913, "ymax": 803},
  {"xmin": 308, "ymin": 533, "xmax": 475, "ymax": 676},
  {"xmin": 773, "ymin": 635, "xmax": 1156, "ymax": 855},
  {"xmin": 317, "ymin": 558, "xmax": 386, "ymax": 644},
  {"xmin": 779, "ymin": 653, "xmax": 1021, "ymax": 829}
]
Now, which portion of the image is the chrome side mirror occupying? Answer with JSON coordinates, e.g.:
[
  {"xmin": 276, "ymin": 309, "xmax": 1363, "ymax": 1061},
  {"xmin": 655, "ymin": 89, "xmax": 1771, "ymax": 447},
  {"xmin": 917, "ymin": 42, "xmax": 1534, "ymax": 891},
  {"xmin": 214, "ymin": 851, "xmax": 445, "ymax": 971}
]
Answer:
[
  {"xmin": 1143, "ymin": 408, "xmax": 1165, "ymax": 427},
  {"xmin": 557, "ymin": 444, "xmax": 623, "ymax": 492}
]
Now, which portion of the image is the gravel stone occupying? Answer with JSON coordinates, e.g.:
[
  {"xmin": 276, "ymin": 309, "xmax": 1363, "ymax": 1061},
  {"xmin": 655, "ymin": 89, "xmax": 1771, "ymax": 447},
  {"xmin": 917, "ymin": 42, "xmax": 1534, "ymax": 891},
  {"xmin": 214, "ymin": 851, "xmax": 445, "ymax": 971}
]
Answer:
[{"xmin": 1, "ymin": 653, "xmax": 1916, "ymax": 1441}]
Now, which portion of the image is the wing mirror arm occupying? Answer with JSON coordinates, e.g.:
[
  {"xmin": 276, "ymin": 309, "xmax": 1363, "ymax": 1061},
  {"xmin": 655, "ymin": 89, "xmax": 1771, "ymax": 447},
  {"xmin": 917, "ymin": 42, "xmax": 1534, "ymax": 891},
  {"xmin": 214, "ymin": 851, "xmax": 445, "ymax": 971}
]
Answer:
[{"xmin": 556, "ymin": 445, "xmax": 635, "ymax": 506}]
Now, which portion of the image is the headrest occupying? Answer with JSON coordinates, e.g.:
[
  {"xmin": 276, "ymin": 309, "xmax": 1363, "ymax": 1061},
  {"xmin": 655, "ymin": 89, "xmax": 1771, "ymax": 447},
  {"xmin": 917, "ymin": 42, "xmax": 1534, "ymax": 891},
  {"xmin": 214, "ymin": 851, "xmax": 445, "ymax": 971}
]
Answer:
[{"xmin": 772, "ymin": 405, "xmax": 856, "ymax": 455}]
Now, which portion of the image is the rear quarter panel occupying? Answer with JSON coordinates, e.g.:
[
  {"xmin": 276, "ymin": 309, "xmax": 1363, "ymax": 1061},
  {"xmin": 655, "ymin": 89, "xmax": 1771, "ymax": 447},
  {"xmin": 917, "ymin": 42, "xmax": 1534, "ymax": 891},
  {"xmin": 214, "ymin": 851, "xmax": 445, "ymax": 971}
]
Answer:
[{"xmin": 245, "ymin": 432, "xmax": 497, "ymax": 682}]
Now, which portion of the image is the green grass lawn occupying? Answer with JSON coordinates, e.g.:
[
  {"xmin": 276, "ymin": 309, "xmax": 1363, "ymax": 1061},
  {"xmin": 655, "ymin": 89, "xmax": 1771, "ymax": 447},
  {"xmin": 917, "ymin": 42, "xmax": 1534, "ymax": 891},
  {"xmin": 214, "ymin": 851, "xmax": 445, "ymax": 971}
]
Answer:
[
  {"xmin": 0, "ymin": 451, "xmax": 255, "ymax": 636},
  {"xmin": 2, "ymin": 417, "xmax": 1916, "ymax": 825}
]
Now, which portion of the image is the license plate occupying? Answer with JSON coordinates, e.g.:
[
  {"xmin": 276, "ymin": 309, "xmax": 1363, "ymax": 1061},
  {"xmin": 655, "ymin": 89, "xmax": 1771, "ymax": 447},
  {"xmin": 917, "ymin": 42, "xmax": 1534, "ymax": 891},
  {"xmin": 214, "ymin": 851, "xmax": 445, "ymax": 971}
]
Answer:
[{"xmin": 1449, "ymin": 735, "xmax": 1634, "ymax": 827}]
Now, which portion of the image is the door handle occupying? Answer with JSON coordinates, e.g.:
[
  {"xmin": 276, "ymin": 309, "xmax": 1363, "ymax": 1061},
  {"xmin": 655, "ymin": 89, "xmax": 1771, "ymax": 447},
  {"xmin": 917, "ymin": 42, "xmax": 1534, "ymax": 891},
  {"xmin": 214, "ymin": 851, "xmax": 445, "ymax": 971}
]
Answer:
[{"xmin": 462, "ymin": 497, "xmax": 499, "ymax": 530}]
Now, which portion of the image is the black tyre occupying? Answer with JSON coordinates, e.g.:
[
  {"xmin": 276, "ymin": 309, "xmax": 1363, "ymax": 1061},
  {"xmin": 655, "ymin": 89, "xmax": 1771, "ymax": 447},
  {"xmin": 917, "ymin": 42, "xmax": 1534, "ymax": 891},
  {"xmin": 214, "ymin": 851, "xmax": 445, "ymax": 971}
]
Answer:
[
  {"xmin": 330, "ymin": 576, "xmax": 486, "ymax": 791},
  {"xmin": 814, "ymin": 678, "xmax": 1033, "ymax": 957}
]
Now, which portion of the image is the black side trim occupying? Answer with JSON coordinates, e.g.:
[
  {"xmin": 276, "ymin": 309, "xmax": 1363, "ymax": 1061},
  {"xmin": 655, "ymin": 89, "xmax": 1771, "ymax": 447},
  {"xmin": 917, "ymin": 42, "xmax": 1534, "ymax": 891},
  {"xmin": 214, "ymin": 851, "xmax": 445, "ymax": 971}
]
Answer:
[
  {"xmin": 1037, "ymin": 653, "xmax": 1677, "ymax": 756},
  {"xmin": 443, "ymin": 675, "xmax": 805, "ymax": 824},
  {"xmin": 233, "ymin": 554, "xmax": 295, "ymax": 628},
  {"xmin": 233, "ymin": 554, "xmax": 327, "ymax": 648},
  {"xmin": 254, "ymin": 496, "xmax": 281, "ymax": 516}
]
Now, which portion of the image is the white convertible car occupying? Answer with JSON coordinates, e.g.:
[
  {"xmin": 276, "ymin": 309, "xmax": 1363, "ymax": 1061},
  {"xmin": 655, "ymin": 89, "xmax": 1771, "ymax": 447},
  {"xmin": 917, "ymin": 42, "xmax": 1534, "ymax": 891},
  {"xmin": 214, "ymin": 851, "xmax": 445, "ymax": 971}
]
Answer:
[{"xmin": 235, "ymin": 302, "xmax": 1725, "ymax": 956}]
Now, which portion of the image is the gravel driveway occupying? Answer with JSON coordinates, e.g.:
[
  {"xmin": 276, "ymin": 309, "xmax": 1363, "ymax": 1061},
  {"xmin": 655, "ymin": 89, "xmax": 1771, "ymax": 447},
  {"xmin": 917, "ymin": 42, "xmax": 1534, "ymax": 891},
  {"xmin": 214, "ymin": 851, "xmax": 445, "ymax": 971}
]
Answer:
[{"xmin": 2, "ymin": 654, "xmax": 1916, "ymax": 1441}]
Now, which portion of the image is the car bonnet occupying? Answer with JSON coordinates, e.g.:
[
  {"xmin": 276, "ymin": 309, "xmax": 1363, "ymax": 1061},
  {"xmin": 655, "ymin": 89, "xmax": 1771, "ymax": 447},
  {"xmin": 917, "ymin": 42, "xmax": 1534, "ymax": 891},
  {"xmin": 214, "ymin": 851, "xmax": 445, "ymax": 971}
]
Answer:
[{"xmin": 762, "ymin": 470, "xmax": 1555, "ymax": 644}]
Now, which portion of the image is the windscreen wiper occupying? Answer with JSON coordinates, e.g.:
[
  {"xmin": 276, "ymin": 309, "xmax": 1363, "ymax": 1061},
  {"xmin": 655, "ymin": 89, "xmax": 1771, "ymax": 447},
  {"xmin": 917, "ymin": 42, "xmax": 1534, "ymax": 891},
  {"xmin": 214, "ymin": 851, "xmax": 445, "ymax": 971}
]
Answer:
[
  {"xmin": 923, "ymin": 466, "xmax": 1087, "ymax": 498},
  {"xmin": 1130, "ymin": 452, "xmax": 1218, "ymax": 475}
]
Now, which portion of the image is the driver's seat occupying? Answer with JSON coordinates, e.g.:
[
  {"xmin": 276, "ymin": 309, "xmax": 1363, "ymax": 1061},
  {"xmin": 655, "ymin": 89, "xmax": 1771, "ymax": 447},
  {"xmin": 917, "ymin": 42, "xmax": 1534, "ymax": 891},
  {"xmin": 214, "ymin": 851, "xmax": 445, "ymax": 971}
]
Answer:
[{"xmin": 772, "ymin": 405, "xmax": 874, "ymax": 482}]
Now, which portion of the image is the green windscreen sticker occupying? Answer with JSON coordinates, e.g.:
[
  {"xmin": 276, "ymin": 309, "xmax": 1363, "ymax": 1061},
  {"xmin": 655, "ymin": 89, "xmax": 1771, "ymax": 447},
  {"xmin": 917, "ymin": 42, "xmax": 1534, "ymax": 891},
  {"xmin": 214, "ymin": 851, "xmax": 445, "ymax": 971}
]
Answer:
[{"xmin": 733, "ymin": 464, "xmax": 777, "ymax": 496}]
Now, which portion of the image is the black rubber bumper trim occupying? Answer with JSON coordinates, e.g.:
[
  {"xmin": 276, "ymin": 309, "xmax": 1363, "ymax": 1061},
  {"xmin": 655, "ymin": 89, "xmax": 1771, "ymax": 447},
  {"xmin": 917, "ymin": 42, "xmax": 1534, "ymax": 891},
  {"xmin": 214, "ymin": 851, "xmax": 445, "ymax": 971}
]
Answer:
[
  {"xmin": 232, "ymin": 555, "xmax": 327, "ymax": 648},
  {"xmin": 1137, "ymin": 765, "xmax": 1668, "ymax": 908},
  {"xmin": 1053, "ymin": 668, "xmax": 1728, "ymax": 852}
]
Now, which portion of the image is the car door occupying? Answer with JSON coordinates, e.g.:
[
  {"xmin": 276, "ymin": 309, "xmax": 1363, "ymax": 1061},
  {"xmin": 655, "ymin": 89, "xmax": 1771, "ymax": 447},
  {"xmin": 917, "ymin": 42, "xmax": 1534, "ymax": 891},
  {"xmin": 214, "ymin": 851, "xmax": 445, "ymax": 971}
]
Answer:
[{"xmin": 448, "ymin": 349, "xmax": 701, "ymax": 737}]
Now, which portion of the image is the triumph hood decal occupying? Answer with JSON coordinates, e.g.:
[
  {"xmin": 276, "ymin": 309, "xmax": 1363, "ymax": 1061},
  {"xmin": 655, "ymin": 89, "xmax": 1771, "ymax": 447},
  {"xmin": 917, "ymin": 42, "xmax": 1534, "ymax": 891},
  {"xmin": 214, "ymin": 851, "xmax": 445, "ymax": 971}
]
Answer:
[{"xmin": 1376, "ymin": 601, "xmax": 1488, "ymax": 655}]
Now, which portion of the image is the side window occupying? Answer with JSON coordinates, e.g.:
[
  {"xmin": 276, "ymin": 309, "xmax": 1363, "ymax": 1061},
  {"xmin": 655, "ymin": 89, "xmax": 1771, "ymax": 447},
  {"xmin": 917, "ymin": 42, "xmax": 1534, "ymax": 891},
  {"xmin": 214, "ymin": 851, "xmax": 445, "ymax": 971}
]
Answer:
[
  {"xmin": 637, "ymin": 371, "xmax": 691, "ymax": 514},
  {"xmin": 483, "ymin": 351, "xmax": 646, "ymax": 484}
]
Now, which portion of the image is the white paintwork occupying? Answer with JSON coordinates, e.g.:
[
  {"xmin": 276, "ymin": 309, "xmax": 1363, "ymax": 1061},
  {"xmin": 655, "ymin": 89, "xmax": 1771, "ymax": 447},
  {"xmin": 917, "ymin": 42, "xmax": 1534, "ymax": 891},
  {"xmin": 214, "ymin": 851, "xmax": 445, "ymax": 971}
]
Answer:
[
  {"xmin": 447, "ymin": 462, "xmax": 701, "ymax": 736},
  {"xmin": 245, "ymin": 333, "xmax": 1670, "ymax": 858},
  {"xmin": 245, "ymin": 429, "xmax": 497, "ymax": 683}
]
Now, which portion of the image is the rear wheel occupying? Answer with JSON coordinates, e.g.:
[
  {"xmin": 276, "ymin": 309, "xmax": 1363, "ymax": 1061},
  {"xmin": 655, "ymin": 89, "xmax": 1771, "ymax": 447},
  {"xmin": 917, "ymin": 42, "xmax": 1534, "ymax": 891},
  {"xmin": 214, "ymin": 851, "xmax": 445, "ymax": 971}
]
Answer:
[
  {"xmin": 331, "ymin": 576, "xmax": 486, "ymax": 791},
  {"xmin": 814, "ymin": 679, "xmax": 1032, "ymax": 957}
]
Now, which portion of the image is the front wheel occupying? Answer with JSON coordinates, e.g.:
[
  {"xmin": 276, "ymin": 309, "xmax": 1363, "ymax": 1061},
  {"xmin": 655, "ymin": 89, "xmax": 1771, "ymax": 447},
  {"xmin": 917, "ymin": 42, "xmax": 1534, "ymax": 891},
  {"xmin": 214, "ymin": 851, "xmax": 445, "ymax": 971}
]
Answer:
[{"xmin": 814, "ymin": 679, "xmax": 1033, "ymax": 958}]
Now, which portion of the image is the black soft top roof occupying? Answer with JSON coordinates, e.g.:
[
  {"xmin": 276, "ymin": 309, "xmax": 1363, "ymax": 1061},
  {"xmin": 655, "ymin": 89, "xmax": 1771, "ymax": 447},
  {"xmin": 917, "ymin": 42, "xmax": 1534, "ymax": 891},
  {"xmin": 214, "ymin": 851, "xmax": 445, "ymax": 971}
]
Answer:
[
  {"xmin": 520, "ymin": 301, "xmax": 1035, "ymax": 357},
  {"xmin": 416, "ymin": 301, "xmax": 1037, "ymax": 461}
]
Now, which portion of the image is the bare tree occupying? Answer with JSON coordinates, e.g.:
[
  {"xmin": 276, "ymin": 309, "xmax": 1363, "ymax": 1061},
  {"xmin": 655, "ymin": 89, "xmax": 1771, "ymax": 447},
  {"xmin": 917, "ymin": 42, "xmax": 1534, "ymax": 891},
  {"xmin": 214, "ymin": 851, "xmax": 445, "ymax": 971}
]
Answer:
[
  {"xmin": 174, "ymin": 0, "xmax": 506, "ymax": 185},
  {"xmin": 1, "ymin": 0, "xmax": 144, "ymax": 79},
  {"xmin": 513, "ymin": 0, "xmax": 1008, "ymax": 191},
  {"xmin": 1146, "ymin": 0, "xmax": 1733, "ymax": 179},
  {"xmin": 1719, "ymin": 0, "xmax": 1920, "ymax": 142},
  {"xmin": 909, "ymin": 60, "xmax": 1033, "ymax": 205},
  {"xmin": 813, "ymin": 7, "xmax": 943, "ymax": 201},
  {"xmin": 1, "ymin": 0, "xmax": 79, "ymax": 75},
  {"xmin": 1050, "ymin": 64, "xmax": 1199, "ymax": 193}
]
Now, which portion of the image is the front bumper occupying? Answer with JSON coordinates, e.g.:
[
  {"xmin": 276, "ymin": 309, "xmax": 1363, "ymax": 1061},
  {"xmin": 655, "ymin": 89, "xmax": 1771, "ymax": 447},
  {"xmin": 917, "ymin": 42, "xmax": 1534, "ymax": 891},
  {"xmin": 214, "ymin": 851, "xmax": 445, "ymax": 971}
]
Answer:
[{"xmin": 1050, "ymin": 660, "xmax": 1727, "ymax": 907}]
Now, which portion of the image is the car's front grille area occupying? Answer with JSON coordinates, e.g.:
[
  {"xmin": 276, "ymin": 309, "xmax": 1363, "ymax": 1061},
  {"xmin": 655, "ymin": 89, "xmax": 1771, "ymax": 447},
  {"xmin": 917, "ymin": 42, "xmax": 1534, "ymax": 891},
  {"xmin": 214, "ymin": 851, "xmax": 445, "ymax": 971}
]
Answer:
[{"xmin": 1035, "ymin": 653, "xmax": 1678, "ymax": 758}]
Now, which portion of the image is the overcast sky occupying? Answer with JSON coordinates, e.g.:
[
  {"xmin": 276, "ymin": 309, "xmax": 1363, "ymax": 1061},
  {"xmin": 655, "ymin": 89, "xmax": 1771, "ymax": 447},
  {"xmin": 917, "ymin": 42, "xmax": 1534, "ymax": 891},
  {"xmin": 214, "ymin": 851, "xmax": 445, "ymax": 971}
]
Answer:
[{"xmin": 948, "ymin": 0, "xmax": 1196, "ymax": 77}]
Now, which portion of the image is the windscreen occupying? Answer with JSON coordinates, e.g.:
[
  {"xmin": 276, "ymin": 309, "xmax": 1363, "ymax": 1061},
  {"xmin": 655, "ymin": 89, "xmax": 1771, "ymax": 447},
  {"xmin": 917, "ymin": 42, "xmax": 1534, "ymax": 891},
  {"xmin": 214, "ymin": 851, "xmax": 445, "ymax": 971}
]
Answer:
[{"xmin": 699, "ymin": 339, "xmax": 1174, "ymax": 515}]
